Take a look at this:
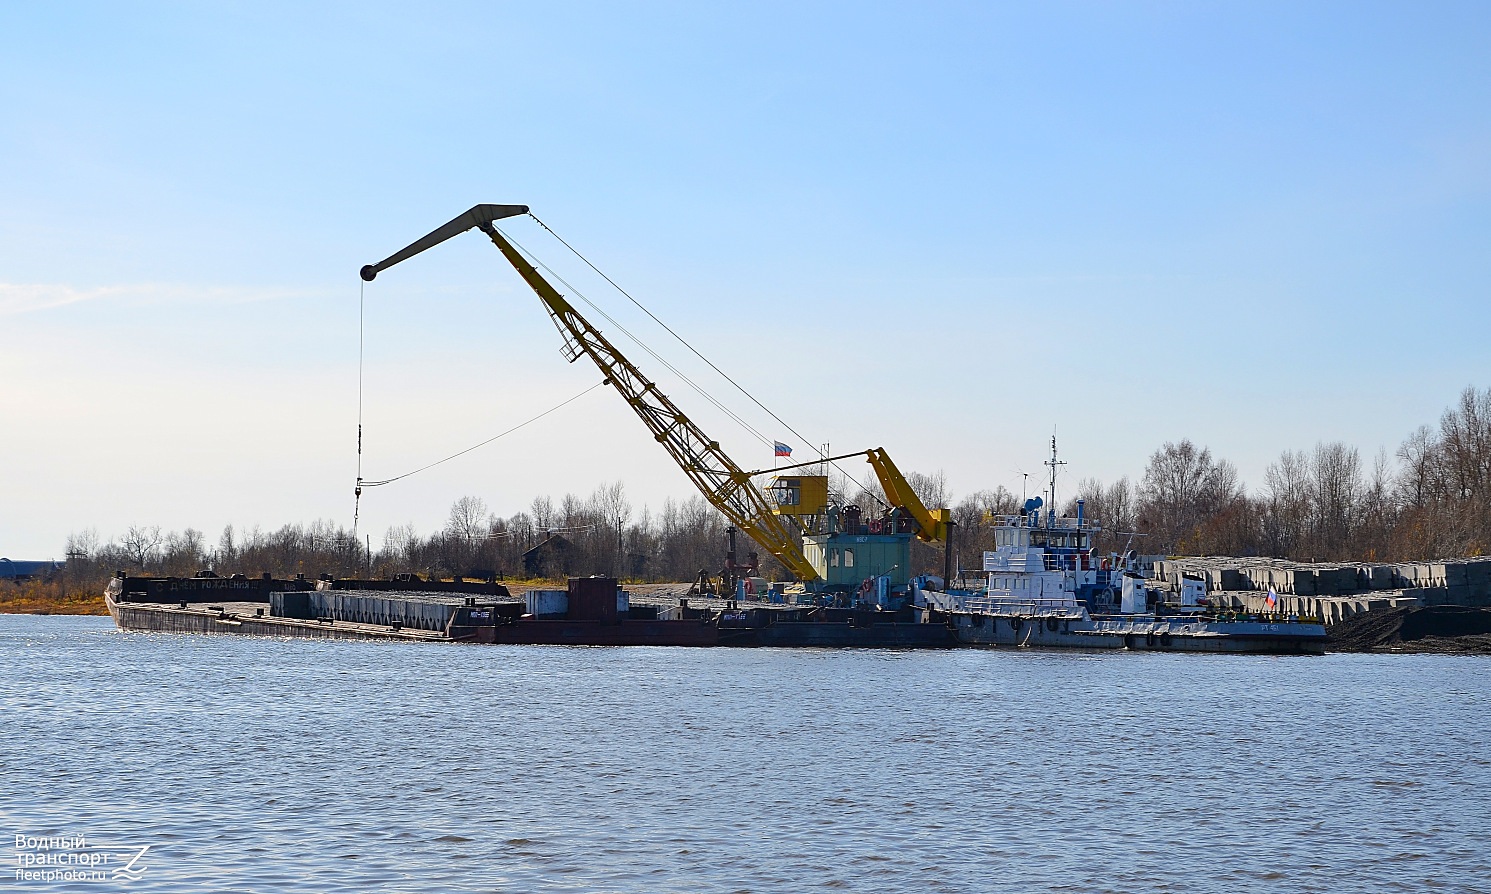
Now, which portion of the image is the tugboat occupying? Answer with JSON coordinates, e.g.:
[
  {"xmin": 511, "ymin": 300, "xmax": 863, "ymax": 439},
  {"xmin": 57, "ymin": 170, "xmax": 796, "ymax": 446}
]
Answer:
[{"xmin": 919, "ymin": 439, "xmax": 1326, "ymax": 655}]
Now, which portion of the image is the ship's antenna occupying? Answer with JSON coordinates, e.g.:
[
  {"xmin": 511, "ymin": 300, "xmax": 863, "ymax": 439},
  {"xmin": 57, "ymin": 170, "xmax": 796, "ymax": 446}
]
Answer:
[{"xmin": 1043, "ymin": 431, "xmax": 1065, "ymax": 529}]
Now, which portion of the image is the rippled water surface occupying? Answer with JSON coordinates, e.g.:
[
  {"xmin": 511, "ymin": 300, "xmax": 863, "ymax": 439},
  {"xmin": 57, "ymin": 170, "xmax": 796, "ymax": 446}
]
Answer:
[{"xmin": 2, "ymin": 615, "xmax": 1489, "ymax": 893}]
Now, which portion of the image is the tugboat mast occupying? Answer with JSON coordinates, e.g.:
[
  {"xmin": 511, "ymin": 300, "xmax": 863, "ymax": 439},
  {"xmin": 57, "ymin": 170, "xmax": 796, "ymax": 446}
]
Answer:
[{"xmin": 1043, "ymin": 433, "xmax": 1066, "ymax": 529}]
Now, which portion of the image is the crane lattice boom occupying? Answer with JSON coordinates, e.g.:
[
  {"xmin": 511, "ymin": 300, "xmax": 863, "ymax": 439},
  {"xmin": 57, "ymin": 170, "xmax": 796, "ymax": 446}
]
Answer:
[{"xmin": 474, "ymin": 223, "xmax": 819, "ymax": 580}]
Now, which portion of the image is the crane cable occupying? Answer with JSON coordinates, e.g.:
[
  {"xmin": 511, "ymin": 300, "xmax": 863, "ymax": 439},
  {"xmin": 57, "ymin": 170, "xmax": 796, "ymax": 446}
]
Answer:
[
  {"xmin": 350, "ymin": 218, "xmax": 885, "ymax": 521},
  {"xmin": 495, "ymin": 225, "xmax": 777, "ymax": 449},
  {"xmin": 359, "ymin": 380, "xmax": 607, "ymax": 488},
  {"xmin": 523, "ymin": 214, "xmax": 876, "ymax": 497},
  {"xmin": 529, "ymin": 212, "xmax": 823, "ymax": 455},
  {"xmin": 353, "ymin": 278, "xmax": 365, "ymax": 533}
]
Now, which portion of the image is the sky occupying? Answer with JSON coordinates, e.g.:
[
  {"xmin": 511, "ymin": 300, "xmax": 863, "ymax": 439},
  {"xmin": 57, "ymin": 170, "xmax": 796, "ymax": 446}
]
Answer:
[{"xmin": 2, "ymin": 2, "xmax": 1488, "ymax": 559}]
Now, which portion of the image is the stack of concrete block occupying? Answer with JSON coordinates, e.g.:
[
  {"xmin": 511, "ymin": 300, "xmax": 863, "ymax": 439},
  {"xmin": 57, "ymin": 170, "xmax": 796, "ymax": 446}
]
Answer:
[{"xmin": 1144, "ymin": 554, "xmax": 1491, "ymax": 625}]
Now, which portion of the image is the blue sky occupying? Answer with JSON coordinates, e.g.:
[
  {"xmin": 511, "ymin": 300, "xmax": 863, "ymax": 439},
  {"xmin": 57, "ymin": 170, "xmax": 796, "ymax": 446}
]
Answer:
[{"xmin": 3, "ymin": 2, "xmax": 1488, "ymax": 558}]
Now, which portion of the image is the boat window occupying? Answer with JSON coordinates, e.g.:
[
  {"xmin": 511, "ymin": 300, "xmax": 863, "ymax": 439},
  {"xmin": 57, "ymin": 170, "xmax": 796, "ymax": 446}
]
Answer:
[
  {"xmin": 844, "ymin": 549, "xmax": 855, "ymax": 568},
  {"xmin": 829, "ymin": 549, "xmax": 839, "ymax": 567}
]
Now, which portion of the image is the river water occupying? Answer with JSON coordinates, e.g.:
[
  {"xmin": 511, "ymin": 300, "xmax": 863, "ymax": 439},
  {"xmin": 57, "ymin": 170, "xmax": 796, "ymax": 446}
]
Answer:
[{"xmin": 2, "ymin": 615, "xmax": 1488, "ymax": 893}]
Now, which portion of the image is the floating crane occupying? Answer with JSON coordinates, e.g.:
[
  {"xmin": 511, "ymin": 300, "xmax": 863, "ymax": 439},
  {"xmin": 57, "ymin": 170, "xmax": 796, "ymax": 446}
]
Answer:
[{"xmin": 361, "ymin": 204, "xmax": 951, "ymax": 589}]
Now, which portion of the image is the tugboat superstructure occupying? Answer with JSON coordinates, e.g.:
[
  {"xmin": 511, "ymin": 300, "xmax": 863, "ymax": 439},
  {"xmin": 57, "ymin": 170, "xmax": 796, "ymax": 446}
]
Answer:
[{"xmin": 922, "ymin": 438, "xmax": 1326, "ymax": 654}]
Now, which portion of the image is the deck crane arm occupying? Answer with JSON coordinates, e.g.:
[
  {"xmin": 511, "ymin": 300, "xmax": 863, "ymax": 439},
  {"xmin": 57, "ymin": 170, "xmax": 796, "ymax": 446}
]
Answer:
[
  {"xmin": 756, "ymin": 448, "xmax": 952, "ymax": 544},
  {"xmin": 864, "ymin": 448, "xmax": 951, "ymax": 544},
  {"xmin": 361, "ymin": 204, "xmax": 822, "ymax": 582}
]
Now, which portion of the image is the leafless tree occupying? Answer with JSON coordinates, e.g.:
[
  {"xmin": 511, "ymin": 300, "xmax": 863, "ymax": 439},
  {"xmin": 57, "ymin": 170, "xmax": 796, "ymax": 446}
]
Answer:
[
  {"xmin": 529, "ymin": 495, "xmax": 556, "ymax": 533},
  {"xmin": 120, "ymin": 525, "xmax": 162, "ymax": 568},
  {"xmin": 1066, "ymin": 477, "xmax": 1137, "ymax": 554},
  {"xmin": 446, "ymin": 496, "xmax": 489, "ymax": 543},
  {"xmin": 1309, "ymin": 441, "xmax": 1361, "ymax": 559},
  {"xmin": 1138, "ymin": 440, "xmax": 1243, "ymax": 552},
  {"xmin": 593, "ymin": 481, "xmax": 632, "ymax": 575},
  {"xmin": 65, "ymin": 528, "xmax": 100, "ymax": 561},
  {"xmin": 1263, "ymin": 448, "xmax": 1311, "ymax": 555}
]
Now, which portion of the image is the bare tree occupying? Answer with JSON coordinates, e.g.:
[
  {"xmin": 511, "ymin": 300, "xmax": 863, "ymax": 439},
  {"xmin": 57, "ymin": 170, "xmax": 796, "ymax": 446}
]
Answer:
[
  {"xmin": 529, "ymin": 495, "xmax": 556, "ymax": 533},
  {"xmin": 904, "ymin": 469, "xmax": 949, "ymax": 510},
  {"xmin": 1138, "ymin": 440, "xmax": 1243, "ymax": 552},
  {"xmin": 1066, "ymin": 477, "xmax": 1136, "ymax": 554},
  {"xmin": 65, "ymin": 528, "xmax": 100, "ymax": 561},
  {"xmin": 593, "ymin": 481, "xmax": 632, "ymax": 575},
  {"xmin": 446, "ymin": 496, "xmax": 489, "ymax": 543},
  {"xmin": 1263, "ymin": 448, "xmax": 1311, "ymax": 555},
  {"xmin": 1310, "ymin": 441, "xmax": 1361, "ymax": 559},
  {"xmin": 120, "ymin": 525, "xmax": 163, "ymax": 569}
]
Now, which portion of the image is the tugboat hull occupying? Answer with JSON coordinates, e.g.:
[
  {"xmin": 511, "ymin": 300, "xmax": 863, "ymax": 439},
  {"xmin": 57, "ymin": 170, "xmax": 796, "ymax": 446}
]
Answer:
[{"xmin": 951, "ymin": 612, "xmax": 1326, "ymax": 654}]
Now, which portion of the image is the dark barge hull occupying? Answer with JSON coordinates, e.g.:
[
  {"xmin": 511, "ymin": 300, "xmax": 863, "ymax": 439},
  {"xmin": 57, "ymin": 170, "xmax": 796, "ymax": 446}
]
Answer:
[
  {"xmin": 749, "ymin": 621, "xmax": 957, "ymax": 648},
  {"xmin": 105, "ymin": 576, "xmax": 953, "ymax": 649},
  {"xmin": 107, "ymin": 593, "xmax": 957, "ymax": 648},
  {"xmin": 455, "ymin": 618, "xmax": 724, "ymax": 647}
]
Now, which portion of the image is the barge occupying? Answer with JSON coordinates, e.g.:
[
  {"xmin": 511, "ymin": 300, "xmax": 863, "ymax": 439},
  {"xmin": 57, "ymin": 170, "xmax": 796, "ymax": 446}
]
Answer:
[{"xmin": 105, "ymin": 573, "xmax": 956, "ymax": 649}]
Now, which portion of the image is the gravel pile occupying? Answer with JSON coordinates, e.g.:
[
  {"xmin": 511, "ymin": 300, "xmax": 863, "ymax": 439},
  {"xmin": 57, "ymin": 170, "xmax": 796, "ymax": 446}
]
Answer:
[{"xmin": 1328, "ymin": 605, "xmax": 1491, "ymax": 653}]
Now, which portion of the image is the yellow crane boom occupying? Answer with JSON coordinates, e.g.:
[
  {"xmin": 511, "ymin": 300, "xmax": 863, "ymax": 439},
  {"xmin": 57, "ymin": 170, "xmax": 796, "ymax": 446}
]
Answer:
[
  {"xmin": 753, "ymin": 448, "xmax": 952, "ymax": 544},
  {"xmin": 360, "ymin": 204, "xmax": 822, "ymax": 581},
  {"xmin": 865, "ymin": 448, "xmax": 951, "ymax": 544}
]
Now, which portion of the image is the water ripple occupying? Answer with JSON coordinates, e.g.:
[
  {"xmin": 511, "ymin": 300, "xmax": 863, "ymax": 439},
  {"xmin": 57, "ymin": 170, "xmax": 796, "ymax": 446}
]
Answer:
[{"xmin": 1, "ymin": 616, "xmax": 1488, "ymax": 892}]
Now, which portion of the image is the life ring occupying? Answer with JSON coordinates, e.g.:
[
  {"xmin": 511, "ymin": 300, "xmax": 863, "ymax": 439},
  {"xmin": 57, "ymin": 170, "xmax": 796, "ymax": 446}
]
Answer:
[{"xmin": 868, "ymin": 519, "xmax": 884, "ymax": 534}]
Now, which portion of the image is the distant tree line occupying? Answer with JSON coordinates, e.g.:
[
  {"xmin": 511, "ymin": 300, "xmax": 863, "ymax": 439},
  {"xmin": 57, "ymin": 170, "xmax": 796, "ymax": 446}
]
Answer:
[
  {"xmin": 1069, "ymin": 385, "xmax": 1491, "ymax": 562},
  {"xmin": 56, "ymin": 386, "xmax": 1489, "ymax": 594}
]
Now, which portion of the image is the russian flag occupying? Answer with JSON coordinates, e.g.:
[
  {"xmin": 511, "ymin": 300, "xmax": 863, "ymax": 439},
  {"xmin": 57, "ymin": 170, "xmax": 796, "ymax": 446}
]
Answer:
[
  {"xmin": 1265, "ymin": 586, "xmax": 1278, "ymax": 610},
  {"xmin": 774, "ymin": 441, "xmax": 792, "ymax": 457}
]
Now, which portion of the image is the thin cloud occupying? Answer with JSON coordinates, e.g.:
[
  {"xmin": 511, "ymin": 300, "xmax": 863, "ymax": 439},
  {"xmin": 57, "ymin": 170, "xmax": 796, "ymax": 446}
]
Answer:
[{"xmin": 0, "ymin": 282, "xmax": 328, "ymax": 316}]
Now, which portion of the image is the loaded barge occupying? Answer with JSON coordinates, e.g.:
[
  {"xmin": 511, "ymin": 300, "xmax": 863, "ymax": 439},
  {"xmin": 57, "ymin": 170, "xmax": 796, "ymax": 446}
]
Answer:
[{"xmin": 105, "ymin": 572, "xmax": 956, "ymax": 649}]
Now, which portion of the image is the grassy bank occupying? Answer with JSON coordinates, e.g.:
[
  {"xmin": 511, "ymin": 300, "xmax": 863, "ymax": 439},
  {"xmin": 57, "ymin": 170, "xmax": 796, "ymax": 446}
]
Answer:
[{"xmin": 0, "ymin": 580, "xmax": 108, "ymax": 615}]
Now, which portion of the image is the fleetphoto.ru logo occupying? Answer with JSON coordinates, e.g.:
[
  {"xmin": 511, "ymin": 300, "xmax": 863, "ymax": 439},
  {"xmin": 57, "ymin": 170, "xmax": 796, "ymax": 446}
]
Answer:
[{"xmin": 13, "ymin": 834, "xmax": 150, "ymax": 884}]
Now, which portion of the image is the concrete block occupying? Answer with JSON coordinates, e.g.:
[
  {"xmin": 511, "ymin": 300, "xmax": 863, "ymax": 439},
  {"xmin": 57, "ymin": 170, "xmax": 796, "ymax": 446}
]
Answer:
[
  {"xmin": 1399, "ymin": 563, "xmax": 1431, "ymax": 586},
  {"xmin": 1368, "ymin": 566, "xmax": 1395, "ymax": 590},
  {"xmin": 1329, "ymin": 569, "xmax": 1365, "ymax": 596},
  {"xmin": 1405, "ymin": 586, "xmax": 1451, "ymax": 605}
]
